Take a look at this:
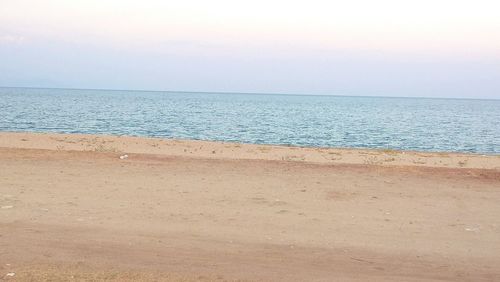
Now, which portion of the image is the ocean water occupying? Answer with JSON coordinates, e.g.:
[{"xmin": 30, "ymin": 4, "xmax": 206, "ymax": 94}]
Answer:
[{"xmin": 1, "ymin": 87, "xmax": 499, "ymax": 154}]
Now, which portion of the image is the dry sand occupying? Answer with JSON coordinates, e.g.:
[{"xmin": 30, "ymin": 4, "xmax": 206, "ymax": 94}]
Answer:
[{"xmin": 1, "ymin": 132, "xmax": 499, "ymax": 281}]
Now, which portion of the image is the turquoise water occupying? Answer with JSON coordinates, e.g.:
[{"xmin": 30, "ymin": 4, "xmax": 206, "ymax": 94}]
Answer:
[{"xmin": 1, "ymin": 87, "xmax": 499, "ymax": 154}]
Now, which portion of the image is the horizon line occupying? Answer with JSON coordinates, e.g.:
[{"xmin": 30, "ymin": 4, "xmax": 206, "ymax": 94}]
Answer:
[{"xmin": 1, "ymin": 85, "xmax": 498, "ymax": 101}]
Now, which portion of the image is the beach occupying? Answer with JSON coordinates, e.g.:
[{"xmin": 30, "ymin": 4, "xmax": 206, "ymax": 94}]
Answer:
[{"xmin": 1, "ymin": 132, "xmax": 499, "ymax": 281}]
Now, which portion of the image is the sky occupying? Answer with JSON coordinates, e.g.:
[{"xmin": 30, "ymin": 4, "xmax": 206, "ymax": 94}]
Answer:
[{"xmin": 1, "ymin": 0, "xmax": 499, "ymax": 99}]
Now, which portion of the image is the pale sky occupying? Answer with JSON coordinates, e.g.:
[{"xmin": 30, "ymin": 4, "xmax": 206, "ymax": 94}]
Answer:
[{"xmin": 1, "ymin": 0, "xmax": 499, "ymax": 98}]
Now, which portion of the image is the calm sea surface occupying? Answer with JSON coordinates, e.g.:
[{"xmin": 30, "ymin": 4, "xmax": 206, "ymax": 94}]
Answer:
[{"xmin": 1, "ymin": 87, "xmax": 499, "ymax": 154}]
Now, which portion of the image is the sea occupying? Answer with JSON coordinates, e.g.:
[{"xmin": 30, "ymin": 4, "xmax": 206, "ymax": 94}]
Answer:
[{"xmin": 1, "ymin": 87, "xmax": 499, "ymax": 154}]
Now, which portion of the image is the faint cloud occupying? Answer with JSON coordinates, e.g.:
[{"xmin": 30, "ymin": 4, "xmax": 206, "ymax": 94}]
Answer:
[
  {"xmin": 0, "ymin": 34, "xmax": 26, "ymax": 44},
  {"xmin": 153, "ymin": 39, "xmax": 224, "ymax": 52}
]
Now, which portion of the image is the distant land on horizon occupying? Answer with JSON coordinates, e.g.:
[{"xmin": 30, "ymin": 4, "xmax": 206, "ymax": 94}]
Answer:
[{"xmin": 1, "ymin": 86, "xmax": 499, "ymax": 101}]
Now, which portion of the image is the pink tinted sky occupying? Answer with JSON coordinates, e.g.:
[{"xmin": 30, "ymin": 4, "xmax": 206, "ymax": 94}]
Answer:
[{"xmin": 1, "ymin": 0, "xmax": 499, "ymax": 98}]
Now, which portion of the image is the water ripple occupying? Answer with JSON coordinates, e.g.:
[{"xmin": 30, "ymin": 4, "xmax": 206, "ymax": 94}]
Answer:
[{"xmin": 1, "ymin": 87, "xmax": 499, "ymax": 154}]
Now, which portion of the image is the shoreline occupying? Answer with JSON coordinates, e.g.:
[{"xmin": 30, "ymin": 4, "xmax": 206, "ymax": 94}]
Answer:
[{"xmin": 1, "ymin": 131, "xmax": 499, "ymax": 170}]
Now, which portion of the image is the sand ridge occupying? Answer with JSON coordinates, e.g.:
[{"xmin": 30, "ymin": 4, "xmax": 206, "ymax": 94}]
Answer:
[{"xmin": 1, "ymin": 131, "xmax": 499, "ymax": 169}]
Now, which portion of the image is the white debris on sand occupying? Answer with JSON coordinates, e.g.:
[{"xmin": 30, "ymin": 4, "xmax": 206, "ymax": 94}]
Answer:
[{"xmin": 465, "ymin": 226, "xmax": 480, "ymax": 232}]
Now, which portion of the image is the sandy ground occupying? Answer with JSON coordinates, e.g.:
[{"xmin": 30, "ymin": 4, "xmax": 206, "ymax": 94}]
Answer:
[{"xmin": 1, "ymin": 132, "xmax": 499, "ymax": 281}]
